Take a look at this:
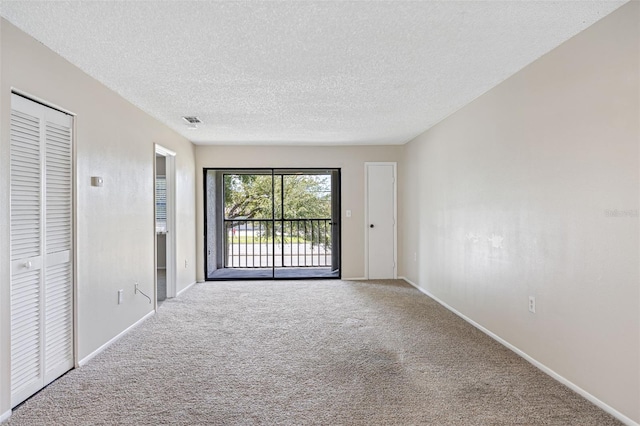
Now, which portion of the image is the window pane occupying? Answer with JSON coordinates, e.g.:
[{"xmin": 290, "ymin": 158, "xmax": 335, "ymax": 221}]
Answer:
[
  {"xmin": 223, "ymin": 174, "xmax": 273, "ymax": 220},
  {"xmin": 282, "ymin": 174, "xmax": 331, "ymax": 219},
  {"xmin": 155, "ymin": 176, "xmax": 167, "ymax": 232}
]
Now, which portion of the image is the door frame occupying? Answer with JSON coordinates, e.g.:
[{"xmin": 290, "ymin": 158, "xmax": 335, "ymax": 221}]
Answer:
[
  {"xmin": 203, "ymin": 168, "xmax": 341, "ymax": 280},
  {"xmin": 364, "ymin": 162, "xmax": 397, "ymax": 280},
  {"xmin": 154, "ymin": 144, "xmax": 177, "ymax": 303}
]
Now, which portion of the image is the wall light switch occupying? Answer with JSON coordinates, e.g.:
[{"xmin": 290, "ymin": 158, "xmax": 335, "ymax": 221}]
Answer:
[
  {"xmin": 91, "ymin": 176, "xmax": 104, "ymax": 187},
  {"xmin": 346, "ymin": 210, "xmax": 352, "ymax": 218},
  {"xmin": 118, "ymin": 289, "xmax": 124, "ymax": 305}
]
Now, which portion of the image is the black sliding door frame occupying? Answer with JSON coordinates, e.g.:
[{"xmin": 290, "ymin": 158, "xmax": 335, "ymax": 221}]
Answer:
[{"xmin": 204, "ymin": 167, "xmax": 341, "ymax": 280}]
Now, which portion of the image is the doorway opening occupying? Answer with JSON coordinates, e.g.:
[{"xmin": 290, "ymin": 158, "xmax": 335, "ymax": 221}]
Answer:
[
  {"xmin": 205, "ymin": 168, "xmax": 341, "ymax": 280},
  {"xmin": 155, "ymin": 145, "xmax": 176, "ymax": 302}
]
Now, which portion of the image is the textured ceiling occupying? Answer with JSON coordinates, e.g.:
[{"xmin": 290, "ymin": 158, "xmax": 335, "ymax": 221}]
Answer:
[{"xmin": 0, "ymin": 1, "xmax": 627, "ymax": 145}]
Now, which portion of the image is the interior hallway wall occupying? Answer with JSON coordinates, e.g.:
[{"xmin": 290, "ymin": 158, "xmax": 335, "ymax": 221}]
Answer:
[
  {"xmin": 0, "ymin": 19, "xmax": 197, "ymax": 417},
  {"xmin": 400, "ymin": 3, "xmax": 639, "ymax": 422},
  {"xmin": 194, "ymin": 145, "xmax": 403, "ymax": 281}
]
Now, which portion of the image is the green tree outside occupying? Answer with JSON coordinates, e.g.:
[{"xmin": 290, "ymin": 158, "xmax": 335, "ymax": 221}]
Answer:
[
  {"xmin": 224, "ymin": 174, "xmax": 331, "ymax": 219},
  {"xmin": 224, "ymin": 173, "xmax": 332, "ymax": 247}
]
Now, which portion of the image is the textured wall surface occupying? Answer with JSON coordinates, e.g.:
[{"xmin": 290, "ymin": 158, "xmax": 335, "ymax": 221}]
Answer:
[
  {"xmin": 400, "ymin": 3, "xmax": 639, "ymax": 422},
  {"xmin": 194, "ymin": 145, "xmax": 403, "ymax": 281},
  {"xmin": 0, "ymin": 19, "xmax": 197, "ymax": 416}
]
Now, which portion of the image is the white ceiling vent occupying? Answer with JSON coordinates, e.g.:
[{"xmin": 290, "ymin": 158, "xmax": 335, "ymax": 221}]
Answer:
[{"xmin": 182, "ymin": 116, "xmax": 202, "ymax": 124}]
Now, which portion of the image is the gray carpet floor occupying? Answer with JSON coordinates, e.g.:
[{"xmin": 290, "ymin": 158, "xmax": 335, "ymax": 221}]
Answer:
[{"xmin": 7, "ymin": 280, "xmax": 621, "ymax": 425}]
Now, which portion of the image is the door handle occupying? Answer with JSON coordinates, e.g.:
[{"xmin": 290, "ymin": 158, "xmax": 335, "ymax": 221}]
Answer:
[
  {"xmin": 370, "ymin": 224, "xmax": 374, "ymax": 228},
  {"xmin": 24, "ymin": 261, "xmax": 32, "ymax": 269}
]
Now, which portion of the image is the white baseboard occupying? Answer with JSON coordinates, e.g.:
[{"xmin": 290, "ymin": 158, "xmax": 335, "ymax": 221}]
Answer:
[
  {"xmin": 78, "ymin": 310, "xmax": 155, "ymax": 367},
  {"xmin": 399, "ymin": 276, "xmax": 639, "ymax": 426},
  {"xmin": 342, "ymin": 277, "xmax": 366, "ymax": 281},
  {"xmin": 177, "ymin": 281, "xmax": 197, "ymax": 297},
  {"xmin": 0, "ymin": 410, "xmax": 11, "ymax": 423}
]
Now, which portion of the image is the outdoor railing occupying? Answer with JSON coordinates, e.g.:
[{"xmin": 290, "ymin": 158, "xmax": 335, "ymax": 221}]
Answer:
[{"xmin": 224, "ymin": 218, "xmax": 332, "ymax": 268}]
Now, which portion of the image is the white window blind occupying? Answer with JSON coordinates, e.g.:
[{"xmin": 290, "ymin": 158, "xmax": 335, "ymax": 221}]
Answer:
[{"xmin": 156, "ymin": 176, "xmax": 167, "ymax": 232}]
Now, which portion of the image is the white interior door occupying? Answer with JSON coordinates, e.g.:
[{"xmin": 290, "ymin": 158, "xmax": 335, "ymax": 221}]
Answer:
[
  {"xmin": 10, "ymin": 94, "xmax": 74, "ymax": 407},
  {"xmin": 366, "ymin": 163, "xmax": 397, "ymax": 279}
]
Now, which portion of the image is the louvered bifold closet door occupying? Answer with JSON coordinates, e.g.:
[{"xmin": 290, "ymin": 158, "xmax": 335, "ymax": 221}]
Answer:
[
  {"xmin": 43, "ymin": 107, "xmax": 74, "ymax": 386},
  {"xmin": 10, "ymin": 95, "xmax": 45, "ymax": 407},
  {"xmin": 9, "ymin": 94, "xmax": 74, "ymax": 407}
]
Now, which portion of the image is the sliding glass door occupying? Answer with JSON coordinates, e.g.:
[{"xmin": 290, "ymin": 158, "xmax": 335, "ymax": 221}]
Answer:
[{"xmin": 205, "ymin": 168, "xmax": 340, "ymax": 280}]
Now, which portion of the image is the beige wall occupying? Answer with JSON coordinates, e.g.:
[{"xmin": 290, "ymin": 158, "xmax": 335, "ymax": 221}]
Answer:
[
  {"xmin": 0, "ymin": 19, "xmax": 197, "ymax": 416},
  {"xmin": 400, "ymin": 3, "xmax": 639, "ymax": 423},
  {"xmin": 195, "ymin": 145, "xmax": 403, "ymax": 281}
]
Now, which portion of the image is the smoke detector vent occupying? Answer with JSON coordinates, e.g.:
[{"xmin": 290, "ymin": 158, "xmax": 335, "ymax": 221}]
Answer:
[{"xmin": 182, "ymin": 116, "xmax": 202, "ymax": 124}]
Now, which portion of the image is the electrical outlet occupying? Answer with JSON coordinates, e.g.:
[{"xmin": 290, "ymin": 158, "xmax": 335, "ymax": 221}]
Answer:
[
  {"xmin": 185, "ymin": 259, "xmax": 188, "ymax": 268},
  {"xmin": 528, "ymin": 296, "xmax": 536, "ymax": 314},
  {"xmin": 118, "ymin": 289, "xmax": 124, "ymax": 305}
]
